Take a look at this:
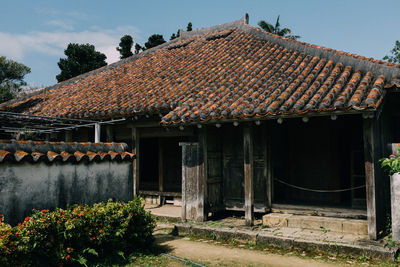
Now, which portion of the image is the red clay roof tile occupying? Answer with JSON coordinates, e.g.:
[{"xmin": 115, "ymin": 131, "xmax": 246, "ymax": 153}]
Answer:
[{"xmin": 1, "ymin": 18, "xmax": 399, "ymax": 125}]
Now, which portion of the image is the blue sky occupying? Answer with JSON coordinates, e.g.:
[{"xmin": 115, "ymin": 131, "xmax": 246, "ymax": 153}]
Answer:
[{"xmin": 1, "ymin": 0, "xmax": 399, "ymax": 87}]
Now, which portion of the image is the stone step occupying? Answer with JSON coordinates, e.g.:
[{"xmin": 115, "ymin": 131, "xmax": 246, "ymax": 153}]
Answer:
[{"xmin": 262, "ymin": 213, "xmax": 368, "ymax": 235}]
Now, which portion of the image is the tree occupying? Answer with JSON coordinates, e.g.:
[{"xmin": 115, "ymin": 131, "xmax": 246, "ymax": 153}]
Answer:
[
  {"xmin": 170, "ymin": 31, "xmax": 179, "ymax": 40},
  {"xmin": 56, "ymin": 43, "xmax": 107, "ymax": 82},
  {"xmin": 144, "ymin": 34, "xmax": 166, "ymax": 49},
  {"xmin": 383, "ymin": 40, "xmax": 400, "ymax": 63},
  {"xmin": 170, "ymin": 22, "xmax": 193, "ymax": 40},
  {"xmin": 187, "ymin": 22, "xmax": 192, "ymax": 31},
  {"xmin": 258, "ymin": 15, "xmax": 300, "ymax": 40},
  {"xmin": 0, "ymin": 56, "xmax": 31, "ymax": 103},
  {"xmin": 116, "ymin": 35, "xmax": 134, "ymax": 59},
  {"xmin": 134, "ymin": 44, "xmax": 143, "ymax": 54}
]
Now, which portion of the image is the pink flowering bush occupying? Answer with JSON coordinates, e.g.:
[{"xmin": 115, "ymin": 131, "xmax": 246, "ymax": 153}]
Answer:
[{"xmin": 0, "ymin": 197, "xmax": 155, "ymax": 266}]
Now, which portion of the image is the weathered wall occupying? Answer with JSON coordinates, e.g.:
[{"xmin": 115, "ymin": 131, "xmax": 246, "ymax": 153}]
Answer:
[{"xmin": 0, "ymin": 161, "xmax": 132, "ymax": 225}]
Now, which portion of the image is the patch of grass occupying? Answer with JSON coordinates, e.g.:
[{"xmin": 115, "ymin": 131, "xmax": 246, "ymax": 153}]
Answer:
[
  {"xmin": 210, "ymin": 231, "xmax": 217, "ymax": 240},
  {"xmin": 320, "ymin": 226, "xmax": 330, "ymax": 233},
  {"xmin": 208, "ymin": 221, "xmax": 224, "ymax": 228}
]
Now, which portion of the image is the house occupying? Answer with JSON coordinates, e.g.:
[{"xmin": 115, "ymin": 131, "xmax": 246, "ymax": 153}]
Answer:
[{"xmin": 1, "ymin": 15, "xmax": 400, "ymax": 239}]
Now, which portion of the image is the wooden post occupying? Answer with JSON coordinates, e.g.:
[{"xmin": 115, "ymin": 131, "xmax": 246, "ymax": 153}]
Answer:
[
  {"xmin": 65, "ymin": 131, "xmax": 72, "ymax": 142},
  {"xmin": 363, "ymin": 118, "xmax": 377, "ymax": 240},
  {"xmin": 105, "ymin": 125, "xmax": 113, "ymax": 142},
  {"xmin": 197, "ymin": 127, "xmax": 207, "ymax": 222},
  {"xmin": 132, "ymin": 127, "xmax": 140, "ymax": 197},
  {"xmin": 244, "ymin": 125, "xmax": 254, "ymax": 226},
  {"xmin": 180, "ymin": 143, "xmax": 187, "ymax": 221},
  {"xmin": 158, "ymin": 139, "xmax": 164, "ymax": 205},
  {"xmin": 94, "ymin": 123, "xmax": 101, "ymax": 143},
  {"xmin": 264, "ymin": 124, "xmax": 272, "ymax": 209}
]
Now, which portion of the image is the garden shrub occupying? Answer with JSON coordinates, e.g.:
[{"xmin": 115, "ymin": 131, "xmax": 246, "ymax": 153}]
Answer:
[{"xmin": 0, "ymin": 197, "xmax": 155, "ymax": 266}]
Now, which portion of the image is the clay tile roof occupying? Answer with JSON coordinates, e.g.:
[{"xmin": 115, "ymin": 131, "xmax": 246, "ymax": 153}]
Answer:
[
  {"xmin": 118, "ymin": 151, "xmax": 135, "ymax": 160},
  {"xmin": 86, "ymin": 151, "xmax": 100, "ymax": 161},
  {"xmin": 60, "ymin": 151, "xmax": 75, "ymax": 162},
  {"xmin": 0, "ymin": 140, "xmax": 132, "ymax": 164},
  {"xmin": 108, "ymin": 151, "xmax": 122, "ymax": 160},
  {"xmin": 14, "ymin": 150, "xmax": 31, "ymax": 162},
  {"xmin": 0, "ymin": 150, "xmax": 12, "ymax": 162},
  {"xmin": 97, "ymin": 151, "xmax": 111, "ymax": 160},
  {"xmin": 1, "ymin": 15, "xmax": 398, "ymax": 124},
  {"xmin": 47, "ymin": 151, "xmax": 62, "ymax": 161},
  {"xmin": 31, "ymin": 152, "xmax": 46, "ymax": 162},
  {"xmin": 74, "ymin": 151, "xmax": 88, "ymax": 161}
]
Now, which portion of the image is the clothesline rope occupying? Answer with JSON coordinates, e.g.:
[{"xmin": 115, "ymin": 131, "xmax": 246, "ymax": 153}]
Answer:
[{"xmin": 274, "ymin": 178, "xmax": 366, "ymax": 193}]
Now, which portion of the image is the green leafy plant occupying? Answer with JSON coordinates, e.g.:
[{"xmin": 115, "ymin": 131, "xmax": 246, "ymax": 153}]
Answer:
[
  {"xmin": 320, "ymin": 226, "xmax": 330, "ymax": 233},
  {"xmin": 380, "ymin": 146, "xmax": 400, "ymax": 175},
  {"xmin": 0, "ymin": 198, "xmax": 155, "ymax": 266}
]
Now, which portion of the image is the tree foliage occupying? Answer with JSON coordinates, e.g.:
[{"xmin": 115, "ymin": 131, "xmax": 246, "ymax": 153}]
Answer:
[
  {"xmin": 116, "ymin": 35, "xmax": 134, "ymax": 59},
  {"xmin": 383, "ymin": 40, "xmax": 400, "ymax": 64},
  {"xmin": 170, "ymin": 22, "xmax": 193, "ymax": 40},
  {"xmin": 258, "ymin": 15, "xmax": 300, "ymax": 40},
  {"xmin": 134, "ymin": 43, "xmax": 143, "ymax": 54},
  {"xmin": 144, "ymin": 34, "xmax": 166, "ymax": 49},
  {"xmin": 187, "ymin": 22, "xmax": 192, "ymax": 31},
  {"xmin": 56, "ymin": 43, "xmax": 107, "ymax": 82},
  {"xmin": 0, "ymin": 56, "xmax": 31, "ymax": 103},
  {"xmin": 170, "ymin": 31, "xmax": 179, "ymax": 40}
]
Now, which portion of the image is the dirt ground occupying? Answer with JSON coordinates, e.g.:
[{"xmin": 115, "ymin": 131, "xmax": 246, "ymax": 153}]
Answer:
[{"xmin": 154, "ymin": 226, "xmax": 356, "ymax": 267}]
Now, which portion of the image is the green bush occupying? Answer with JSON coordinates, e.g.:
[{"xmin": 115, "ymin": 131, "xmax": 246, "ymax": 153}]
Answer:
[
  {"xmin": 0, "ymin": 198, "xmax": 155, "ymax": 266},
  {"xmin": 380, "ymin": 146, "xmax": 400, "ymax": 175}
]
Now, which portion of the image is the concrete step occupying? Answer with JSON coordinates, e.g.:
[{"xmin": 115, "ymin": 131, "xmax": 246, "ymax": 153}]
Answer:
[{"xmin": 262, "ymin": 213, "xmax": 368, "ymax": 235}]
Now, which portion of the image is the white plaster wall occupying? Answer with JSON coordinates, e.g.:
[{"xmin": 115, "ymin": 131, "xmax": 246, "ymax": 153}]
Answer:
[{"xmin": 0, "ymin": 161, "xmax": 132, "ymax": 225}]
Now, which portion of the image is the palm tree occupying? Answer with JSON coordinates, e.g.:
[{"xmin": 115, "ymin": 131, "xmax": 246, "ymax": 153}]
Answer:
[{"xmin": 258, "ymin": 15, "xmax": 300, "ymax": 40}]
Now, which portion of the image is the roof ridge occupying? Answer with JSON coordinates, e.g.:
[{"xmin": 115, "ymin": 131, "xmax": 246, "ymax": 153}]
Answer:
[
  {"xmin": 179, "ymin": 14, "xmax": 248, "ymax": 39},
  {"xmin": 239, "ymin": 23, "xmax": 400, "ymax": 82}
]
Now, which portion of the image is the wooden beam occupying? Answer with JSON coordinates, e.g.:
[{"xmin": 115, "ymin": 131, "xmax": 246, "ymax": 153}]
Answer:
[
  {"xmin": 243, "ymin": 125, "xmax": 254, "ymax": 226},
  {"xmin": 197, "ymin": 127, "xmax": 207, "ymax": 222},
  {"xmin": 363, "ymin": 118, "xmax": 377, "ymax": 239},
  {"xmin": 140, "ymin": 127, "xmax": 194, "ymax": 138},
  {"xmin": 139, "ymin": 190, "xmax": 181, "ymax": 197},
  {"xmin": 132, "ymin": 127, "xmax": 140, "ymax": 197}
]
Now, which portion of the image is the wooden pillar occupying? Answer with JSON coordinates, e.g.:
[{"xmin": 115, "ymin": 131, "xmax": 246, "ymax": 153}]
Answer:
[
  {"xmin": 105, "ymin": 125, "xmax": 114, "ymax": 142},
  {"xmin": 94, "ymin": 123, "xmax": 101, "ymax": 143},
  {"xmin": 264, "ymin": 123, "xmax": 272, "ymax": 209},
  {"xmin": 65, "ymin": 131, "xmax": 72, "ymax": 142},
  {"xmin": 180, "ymin": 142, "xmax": 199, "ymax": 221},
  {"xmin": 197, "ymin": 127, "xmax": 207, "ymax": 222},
  {"xmin": 180, "ymin": 138, "xmax": 207, "ymax": 222},
  {"xmin": 244, "ymin": 125, "xmax": 254, "ymax": 226},
  {"xmin": 158, "ymin": 139, "xmax": 164, "ymax": 193},
  {"xmin": 158, "ymin": 139, "xmax": 164, "ymax": 205},
  {"xmin": 181, "ymin": 143, "xmax": 187, "ymax": 221},
  {"xmin": 363, "ymin": 118, "xmax": 377, "ymax": 239},
  {"xmin": 132, "ymin": 127, "xmax": 140, "ymax": 197}
]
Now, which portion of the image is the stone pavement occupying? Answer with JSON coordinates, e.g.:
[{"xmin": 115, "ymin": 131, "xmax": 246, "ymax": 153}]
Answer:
[{"xmin": 144, "ymin": 205, "xmax": 398, "ymax": 261}]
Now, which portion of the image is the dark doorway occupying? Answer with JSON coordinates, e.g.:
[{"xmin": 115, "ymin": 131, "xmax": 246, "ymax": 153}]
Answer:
[
  {"xmin": 271, "ymin": 115, "xmax": 366, "ymax": 209},
  {"xmin": 139, "ymin": 137, "xmax": 185, "ymax": 193},
  {"xmin": 140, "ymin": 138, "xmax": 159, "ymax": 191}
]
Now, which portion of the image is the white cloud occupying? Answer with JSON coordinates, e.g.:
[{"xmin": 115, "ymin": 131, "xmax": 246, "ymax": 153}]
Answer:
[
  {"xmin": 0, "ymin": 26, "xmax": 141, "ymax": 64},
  {"xmin": 46, "ymin": 20, "xmax": 75, "ymax": 31}
]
